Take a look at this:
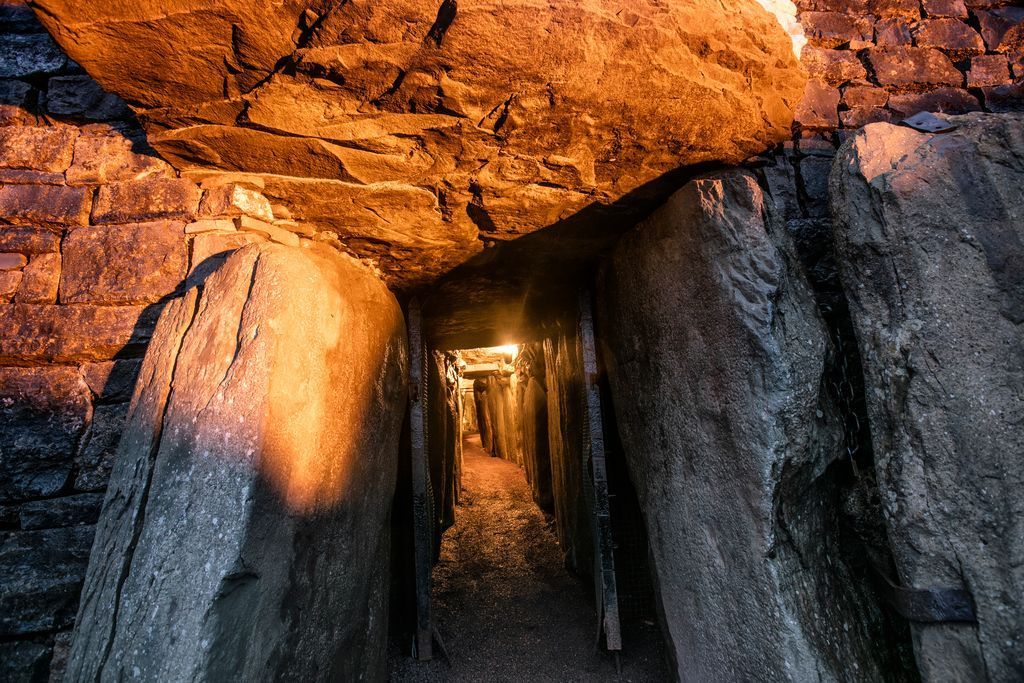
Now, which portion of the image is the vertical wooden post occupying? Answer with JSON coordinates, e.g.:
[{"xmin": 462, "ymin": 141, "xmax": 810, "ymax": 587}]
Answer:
[
  {"xmin": 579, "ymin": 290, "xmax": 622, "ymax": 652},
  {"xmin": 408, "ymin": 298, "xmax": 433, "ymax": 661}
]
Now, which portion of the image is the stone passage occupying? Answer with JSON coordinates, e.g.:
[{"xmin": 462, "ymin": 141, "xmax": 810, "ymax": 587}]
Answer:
[{"xmin": 389, "ymin": 435, "xmax": 667, "ymax": 682}]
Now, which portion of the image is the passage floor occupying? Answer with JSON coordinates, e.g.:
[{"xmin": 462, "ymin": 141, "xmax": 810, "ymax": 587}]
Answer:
[{"xmin": 389, "ymin": 435, "xmax": 667, "ymax": 682}]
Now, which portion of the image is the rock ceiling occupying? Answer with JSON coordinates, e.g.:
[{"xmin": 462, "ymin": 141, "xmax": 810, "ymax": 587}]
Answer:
[{"xmin": 32, "ymin": 1, "xmax": 804, "ymax": 288}]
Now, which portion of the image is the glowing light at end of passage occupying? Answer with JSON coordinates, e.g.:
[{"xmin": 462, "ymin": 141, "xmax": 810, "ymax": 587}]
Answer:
[{"xmin": 495, "ymin": 344, "xmax": 519, "ymax": 359}]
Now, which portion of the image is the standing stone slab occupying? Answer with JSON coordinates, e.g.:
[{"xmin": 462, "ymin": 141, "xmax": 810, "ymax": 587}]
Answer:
[
  {"xmin": 65, "ymin": 242, "xmax": 408, "ymax": 682},
  {"xmin": 598, "ymin": 172, "xmax": 894, "ymax": 681},
  {"xmin": 830, "ymin": 113, "xmax": 1024, "ymax": 680},
  {"xmin": 543, "ymin": 323, "xmax": 595, "ymax": 584}
]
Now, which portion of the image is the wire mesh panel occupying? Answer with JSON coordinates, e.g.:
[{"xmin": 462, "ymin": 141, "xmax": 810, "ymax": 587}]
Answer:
[
  {"xmin": 579, "ymin": 290, "xmax": 622, "ymax": 652},
  {"xmin": 407, "ymin": 299, "xmax": 434, "ymax": 660}
]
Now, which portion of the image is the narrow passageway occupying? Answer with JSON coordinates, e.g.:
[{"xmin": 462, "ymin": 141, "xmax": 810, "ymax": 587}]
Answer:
[{"xmin": 390, "ymin": 435, "xmax": 667, "ymax": 682}]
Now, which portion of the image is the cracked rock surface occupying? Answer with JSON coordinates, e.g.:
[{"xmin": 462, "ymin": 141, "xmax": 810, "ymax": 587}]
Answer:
[
  {"xmin": 31, "ymin": 0, "xmax": 804, "ymax": 287},
  {"xmin": 64, "ymin": 241, "xmax": 408, "ymax": 682},
  {"xmin": 831, "ymin": 113, "xmax": 1024, "ymax": 681}
]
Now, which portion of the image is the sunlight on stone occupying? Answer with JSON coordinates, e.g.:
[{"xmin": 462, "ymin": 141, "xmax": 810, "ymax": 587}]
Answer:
[{"xmin": 753, "ymin": 0, "xmax": 807, "ymax": 57}]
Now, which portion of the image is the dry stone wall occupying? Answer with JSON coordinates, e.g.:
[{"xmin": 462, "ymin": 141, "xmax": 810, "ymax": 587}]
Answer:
[
  {"xmin": 1, "ymin": 8, "xmax": 172, "ymax": 677},
  {"xmin": 761, "ymin": 0, "xmax": 1023, "ymax": 266},
  {"xmin": 795, "ymin": 0, "xmax": 1022, "ymax": 136},
  {"xmin": 0, "ymin": 5, "xmax": 374, "ymax": 679}
]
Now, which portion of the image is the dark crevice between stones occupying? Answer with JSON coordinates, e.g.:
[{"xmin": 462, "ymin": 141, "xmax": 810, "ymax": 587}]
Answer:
[
  {"xmin": 425, "ymin": 0, "xmax": 458, "ymax": 48},
  {"xmin": 781, "ymin": 205, "xmax": 920, "ymax": 680},
  {"xmin": 591, "ymin": 302, "xmax": 657, "ymax": 627}
]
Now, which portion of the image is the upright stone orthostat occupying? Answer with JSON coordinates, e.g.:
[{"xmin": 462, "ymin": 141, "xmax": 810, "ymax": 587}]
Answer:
[
  {"xmin": 598, "ymin": 172, "xmax": 896, "ymax": 680},
  {"xmin": 64, "ymin": 242, "xmax": 408, "ymax": 682},
  {"xmin": 830, "ymin": 113, "xmax": 1024, "ymax": 680}
]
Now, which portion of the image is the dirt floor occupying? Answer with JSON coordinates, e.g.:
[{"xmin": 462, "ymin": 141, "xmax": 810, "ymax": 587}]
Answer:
[{"xmin": 389, "ymin": 434, "xmax": 668, "ymax": 682}]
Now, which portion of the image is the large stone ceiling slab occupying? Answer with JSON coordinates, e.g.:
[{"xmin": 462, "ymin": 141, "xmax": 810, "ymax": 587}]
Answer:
[{"xmin": 32, "ymin": 0, "xmax": 805, "ymax": 287}]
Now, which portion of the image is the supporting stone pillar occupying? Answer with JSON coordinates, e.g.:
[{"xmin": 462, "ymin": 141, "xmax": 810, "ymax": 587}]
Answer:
[
  {"xmin": 831, "ymin": 113, "xmax": 1024, "ymax": 680},
  {"xmin": 543, "ymin": 324, "xmax": 594, "ymax": 580},
  {"xmin": 64, "ymin": 242, "xmax": 408, "ymax": 682},
  {"xmin": 520, "ymin": 344, "xmax": 552, "ymax": 513},
  {"xmin": 473, "ymin": 379, "xmax": 492, "ymax": 453},
  {"xmin": 598, "ymin": 172, "xmax": 896, "ymax": 680}
]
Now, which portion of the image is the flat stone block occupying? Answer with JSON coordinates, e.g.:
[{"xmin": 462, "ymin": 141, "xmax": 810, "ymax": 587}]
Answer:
[
  {"xmin": 875, "ymin": 17, "xmax": 913, "ymax": 46},
  {"xmin": 0, "ymin": 184, "xmax": 91, "ymax": 227},
  {"xmin": 14, "ymin": 252, "xmax": 60, "ymax": 304},
  {"xmin": 199, "ymin": 184, "xmax": 274, "ymax": 222},
  {"xmin": 0, "ymin": 270, "xmax": 21, "ymax": 301},
  {"xmin": 968, "ymin": 54, "xmax": 1011, "ymax": 87},
  {"xmin": 0, "ymin": 366, "xmax": 91, "ymax": 501},
  {"xmin": 801, "ymin": 11, "xmax": 874, "ymax": 48},
  {"xmin": 0, "ymin": 227, "xmax": 60, "ymax": 255},
  {"xmin": 80, "ymin": 359, "xmax": 142, "ymax": 404},
  {"xmin": 981, "ymin": 83, "xmax": 1024, "ymax": 112},
  {"xmin": 0, "ymin": 527, "xmax": 95, "ymax": 635},
  {"xmin": 913, "ymin": 18, "xmax": 985, "ymax": 58},
  {"xmin": 0, "ymin": 125, "xmax": 78, "ymax": 173},
  {"xmin": 888, "ymin": 87, "xmax": 981, "ymax": 118},
  {"xmin": 843, "ymin": 84, "xmax": 889, "ymax": 108},
  {"xmin": 18, "ymin": 494, "xmax": 104, "ymax": 530},
  {"xmin": 867, "ymin": 0, "xmax": 921, "ymax": 19},
  {"xmin": 66, "ymin": 130, "xmax": 173, "ymax": 185},
  {"xmin": 841, "ymin": 106, "xmax": 893, "ymax": 127},
  {"xmin": 47, "ymin": 75, "xmax": 131, "ymax": 121},
  {"xmin": 60, "ymin": 222, "xmax": 186, "ymax": 305},
  {"xmin": 184, "ymin": 219, "xmax": 235, "ymax": 234},
  {"xmin": 867, "ymin": 46, "xmax": 964, "ymax": 88},
  {"xmin": 0, "ymin": 303, "xmax": 159, "ymax": 364},
  {"xmin": 922, "ymin": 0, "xmax": 968, "ymax": 17},
  {"xmin": 0, "ymin": 33, "xmax": 66, "ymax": 78},
  {"xmin": 0, "ymin": 252, "xmax": 27, "ymax": 270},
  {"xmin": 235, "ymin": 215, "xmax": 300, "ymax": 247},
  {"xmin": 794, "ymin": 78, "xmax": 841, "ymax": 129},
  {"xmin": 801, "ymin": 46, "xmax": 868, "ymax": 86},
  {"xmin": 91, "ymin": 178, "xmax": 200, "ymax": 224}
]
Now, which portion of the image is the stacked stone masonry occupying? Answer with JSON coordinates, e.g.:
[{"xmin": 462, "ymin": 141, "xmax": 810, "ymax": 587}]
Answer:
[
  {"xmin": 775, "ymin": 0, "xmax": 1024, "ymax": 240},
  {"xmin": 0, "ymin": 4, "xmax": 339, "ymax": 678},
  {"xmin": 795, "ymin": 0, "xmax": 1024, "ymax": 134}
]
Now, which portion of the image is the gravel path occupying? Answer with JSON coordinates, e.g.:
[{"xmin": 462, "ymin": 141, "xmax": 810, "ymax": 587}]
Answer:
[{"xmin": 389, "ymin": 435, "xmax": 668, "ymax": 682}]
